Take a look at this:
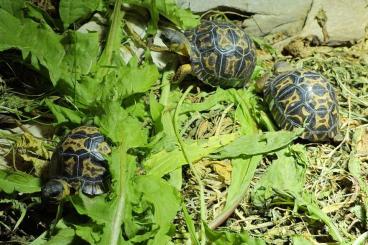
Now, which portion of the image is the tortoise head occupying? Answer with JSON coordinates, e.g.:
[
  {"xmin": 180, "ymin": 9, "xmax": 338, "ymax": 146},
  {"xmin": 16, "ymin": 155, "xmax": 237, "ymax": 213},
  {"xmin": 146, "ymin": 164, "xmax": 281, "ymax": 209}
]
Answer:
[
  {"xmin": 255, "ymin": 61, "xmax": 295, "ymax": 93},
  {"xmin": 41, "ymin": 179, "xmax": 70, "ymax": 202},
  {"xmin": 161, "ymin": 27, "xmax": 191, "ymax": 56},
  {"xmin": 273, "ymin": 61, "xmax": 295, "ymax": 74}
]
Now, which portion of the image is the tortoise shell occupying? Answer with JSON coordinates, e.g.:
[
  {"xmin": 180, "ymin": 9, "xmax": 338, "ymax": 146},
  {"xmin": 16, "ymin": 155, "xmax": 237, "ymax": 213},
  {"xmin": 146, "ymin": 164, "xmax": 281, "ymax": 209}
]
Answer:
[
  {"xmin": 53, "ymin": 126, "xmax": 111, "ymax": 196},
  {"xmin": 186, "ymin": 20, "xmax": 256, "ymax": 88},
  {"xmin": 264, "ymin": 70, "xmax": 339, "ymax": 142}
]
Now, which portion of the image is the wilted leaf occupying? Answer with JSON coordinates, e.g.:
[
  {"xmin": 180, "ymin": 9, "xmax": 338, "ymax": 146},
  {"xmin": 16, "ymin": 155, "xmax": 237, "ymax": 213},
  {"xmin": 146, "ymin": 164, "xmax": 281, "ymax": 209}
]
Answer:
[{"xmin": 212, "ymin": 161, "xmax": 232, "ymax": 184}]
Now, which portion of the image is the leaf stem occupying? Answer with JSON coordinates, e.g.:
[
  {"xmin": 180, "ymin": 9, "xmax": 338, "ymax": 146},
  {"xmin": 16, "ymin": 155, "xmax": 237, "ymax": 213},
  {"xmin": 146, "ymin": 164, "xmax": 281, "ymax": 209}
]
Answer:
[
  {"xmin": 209, "ymin": 156, "xmax": 261, "ymax": 229},
  {"xmin": 105, "ymin": 3, "xmax": 127, "ymax": 242},
  {"xmin": 109, "ymin": 143, "xmax": 128, "ymax": 245},
  {"xmin": 173, "ymin": 85, "xmax": 207, "ymax": 244},
  {"xmin": 160, "ymin": 70, "xmax": 173, "ymax": 107},
  {"xmin": 97, "ymin": 0, "xmax": 123, "ymax": 77}
]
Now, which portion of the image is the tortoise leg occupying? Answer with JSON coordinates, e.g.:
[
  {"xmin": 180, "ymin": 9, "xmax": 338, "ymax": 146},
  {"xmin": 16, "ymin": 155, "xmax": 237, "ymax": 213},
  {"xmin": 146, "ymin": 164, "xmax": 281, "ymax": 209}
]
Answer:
[{"xmin": 172, "ymin": 64, "xmax": 192, "ymax": 83}]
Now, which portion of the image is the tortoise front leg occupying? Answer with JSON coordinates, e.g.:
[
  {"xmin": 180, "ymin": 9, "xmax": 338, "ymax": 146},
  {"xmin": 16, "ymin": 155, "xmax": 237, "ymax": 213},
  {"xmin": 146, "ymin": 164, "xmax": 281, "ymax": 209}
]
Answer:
[{"xmin": 172, "ymin": 64, "xmax": 192, "ymax": 83}]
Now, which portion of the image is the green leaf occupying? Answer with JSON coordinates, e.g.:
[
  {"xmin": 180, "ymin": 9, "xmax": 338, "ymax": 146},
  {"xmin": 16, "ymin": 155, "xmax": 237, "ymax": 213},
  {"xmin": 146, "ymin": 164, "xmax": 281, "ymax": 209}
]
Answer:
[
  {"xmin": 95, "ymin": 59, "xmax": 160, "ymax": 103},
  {"xmin": 0, "ymin": 9, "xmax": 64, "ymax": 83},
  {"xmin": 144, "ymin": 133, "xmax": 238, "ymax": 177},
  {"xmin": 71, "ymin": 194, "xmax": 111, "ymax": 224},
  {"xmin": 209, "ymin": 155, "xmax": 262, "ymax": 229},
  {"xmin": 59, "ymin": 0, "xmax": 101, "ymax": 28},
  {"xmin": 157, "ymin": 0, "xmax": 200, "ymax": 29},
  {"xmin": 213, "ymin": 129, "xmax": 303, "ymax": 158},
  {"xmin": 134, "ymin": 175, "xmax": 181, "ymax": 236},
  {"xmin": 281, "ymin": 191, "xmax": 344, "ymax": 243},
  {"xmin": 349, "ymin": 127, "xmax": 368, "ymax": 220},
  {"xmin": 204, "ymin": 223, "xmax": 266, "ymax": 245},
  {"xmin": 226, "ymin": 156, "xmax": 262, "ymax": 208},
  {"xmin": 0, "ymin": 199, "xmax": 27, "ymax": 231},
  {"xmin": 71, "ymin": 144, "xmax": 135, "ymax": 245},
  {"xmin": 95, "ymin": 102, "xmax": 148, "ymax": 146},
  {"xmin": 250, "ymin": 146, "xmax": 344, "ymax": 243},
  {"xmin": 118, "ymin": 60, "xmax": 160, "ymax": 98},
  {"xmin": 29, "ymin": 232, "xmax": 47, "ymax": 245},
  {"xmin": 292, "ymin": 235, "xmax": 316, "ymax": 245},
  {"xmin": 59, "ymin": 31, "xmax": 100, "ymax": 85},
  {"xmin": 0, "ymin": 0, "xmax": 25, "ymax": 18},
  {"xmin": 231, "ymin": 89, "xmax": 259, "ymax": 134},
  {"xmin": 251, "ymin": 147, "xmax": 306, "ymax": 206},
  {"xmin": 0, "ymin": 169, "xmax": 41, "ymax": 194},
  {"xmin": 125, "ymin": 0, "xmax": 199, "ymax": 30},
  {"xmin": 125, "ymin": 175, "xmax": 181, "ymax": 243},
  {"xmin": 74, "ymin": 221, "xmax": 103, "ymax": 244},
  {"xmin": 45, "ymin": 99, "xmax": 84, "ymax": 124},
  {"xmin": 44, "ymin": 227, "xmax": 75, "ymax": 245},
  {"xmin": 182, "ymin": 203, "xmax": 200, "ymax": 244},
  {"xmin": 149, "ymin": 93, "xmax": 164, "ymax": 132},
  {"xmin": 180, "ymin": 88, "xmax": 237, "ymax": 114}
]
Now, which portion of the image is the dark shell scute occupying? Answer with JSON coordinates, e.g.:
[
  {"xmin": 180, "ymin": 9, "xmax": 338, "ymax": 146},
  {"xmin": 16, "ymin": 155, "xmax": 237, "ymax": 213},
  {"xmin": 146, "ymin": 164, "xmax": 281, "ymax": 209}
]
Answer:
[
  {"xmin": 264, "ymin": 70, "xmax": 339, "ymax": 142},
  {"xmin": 188, "ymin": 20, "xmax": 256, "ymax": 88}
]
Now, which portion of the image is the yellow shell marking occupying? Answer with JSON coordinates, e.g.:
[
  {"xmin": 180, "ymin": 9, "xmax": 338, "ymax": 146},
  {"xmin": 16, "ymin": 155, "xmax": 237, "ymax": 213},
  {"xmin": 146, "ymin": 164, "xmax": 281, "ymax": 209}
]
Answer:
[
  {"xmin": 64, "ymin": 157, "xmax": 76, "ymax": 175},
  {"xmin": 279, "ymin": 89, "xmax": 302, "ymax": 112},
  {"xmin": 197, "ymin": 33, "xmax": 213, "ymax": 49},
  {"xmin": 314, "ymin": 113, "xmax": 332, "ymax": 130},
  {"xmin": 62, "ymin": 137, "xmax": 88, "ymax": 152},
  {"xmin": 216, "ymin": 28, "xmax": 233, "ymax": 51},
  {"xmin": 225, "ymin": 55, "xmax": 241, "ymax": 77},
  {"xmin": 287, "ymin": 106, "xmax": 309, "ymax": 127},
  {"xmin": 81, "ymin": 158, "xmax": 105, "ymax": 178},
  {"xmin": 71, "ymin": 126, "xmax": 99, "ymax": 135},
  {"xmin": 203, "ymin": 52, "xmax": 218, "ymax": 71},
  {"xmin": 236, "ymin": 34, "xmax": 250, "ymax": 54},
  {"xmin": 274, "ymin": 77, "xmax": 294, "ymax": 96}
]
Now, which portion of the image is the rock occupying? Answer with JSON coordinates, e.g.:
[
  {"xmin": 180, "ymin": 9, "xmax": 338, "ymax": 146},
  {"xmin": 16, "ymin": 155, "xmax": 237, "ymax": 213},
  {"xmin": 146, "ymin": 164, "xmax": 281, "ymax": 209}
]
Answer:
[
  {"xmin": 242, "ymin": 0, "xmax": 312, "ymax": 38},
  {"xmin": 177, "ymin": 0, "xmax": 312, "ymax": 38},
  {"xmin": 177, "ymin": 0, "xmax": 368, "ymax": 48},
  {"xmin": 300, "ymin": 0, "xmax": 368, "ymax": 45}
]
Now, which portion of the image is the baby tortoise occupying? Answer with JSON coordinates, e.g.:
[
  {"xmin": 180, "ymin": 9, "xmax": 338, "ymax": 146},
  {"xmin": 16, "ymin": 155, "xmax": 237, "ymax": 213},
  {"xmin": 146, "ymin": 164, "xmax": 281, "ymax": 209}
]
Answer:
[
  {"xmin": 259, "ymin": 62, "xmax": 340, "ymax": 142},
  {"xmin": 42, "ymin": 126, "xmax": 111, "ymax": 202},
  {"xmin": 163, "ymin": 20, "xmax": 257, "ymax": 88}
]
